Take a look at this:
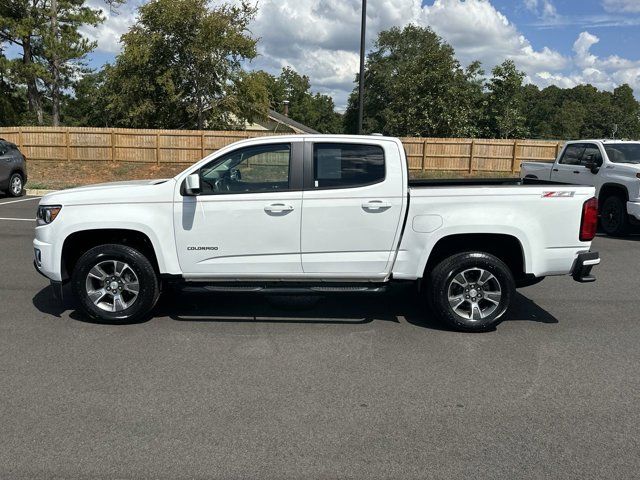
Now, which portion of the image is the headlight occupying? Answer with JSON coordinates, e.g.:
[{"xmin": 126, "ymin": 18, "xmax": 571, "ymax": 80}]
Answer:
[{"xmin": 37, "ymin": 205, "xmax": 62, "ymax": 226}]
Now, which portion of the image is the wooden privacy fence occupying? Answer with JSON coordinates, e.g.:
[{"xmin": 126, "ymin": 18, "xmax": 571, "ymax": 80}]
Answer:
[
  {"xmin": 401, "ymin": 137, "xmax": 563, "ymax": 173},
  {"xmin": 0, "ymin": 126, "xmax": 564, "ymax": 173}
]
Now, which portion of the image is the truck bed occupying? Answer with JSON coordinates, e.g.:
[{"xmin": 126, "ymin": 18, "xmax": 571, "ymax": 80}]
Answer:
[{"xmin": 408, "ymin": 177, "xmax": 566, "ymax": 188}]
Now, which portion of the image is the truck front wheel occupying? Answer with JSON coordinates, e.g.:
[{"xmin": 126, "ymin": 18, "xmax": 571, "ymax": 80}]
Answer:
[
  {"xmin": 427, "ymin": 252, "xmax": 515, "ymax": 332},
  {"xmin": 72, "ymin": 244, "xmax": 160, "ymax": 323},
  {"xmin": 600, "ymin": 195, "xmax": 629, "ymax": 236}
]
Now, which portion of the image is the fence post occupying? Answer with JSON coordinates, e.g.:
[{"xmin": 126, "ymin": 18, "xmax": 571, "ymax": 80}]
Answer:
[
  {"xmin": 422, "ymin": 139, "xmax": 428, "ymax": 171},
  {"xmin": 18, "ymin": 126, "xmax": 23, "ymax": 151},
  {"xmin": 511, "ymin": 140, "xmax": 519, "ymax": 173},
  {"xmin": 201, "ymin": 132, "xmax": 205, "ymax": 159},
  {"xmin": 66, "ymin": 128, "xmax": 71, "ymax": 162},
  {"xmin": 556, "ymin": 141, "xmax": 562, "ymax": 158},
  {"xmin": 469, "ymin": 139, "xmax": 476, "ymax": 173},
  {"xmin": 111, "ymin": 130, "xmax": 116, "ymax": 162},
  {"xmin": 156, "ymin": 132, "xmax": 160, "ymax": 165}
]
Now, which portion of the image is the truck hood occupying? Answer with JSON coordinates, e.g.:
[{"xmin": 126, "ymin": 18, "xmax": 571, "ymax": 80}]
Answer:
[
  {"xmin": 607, "ymin": 163, "xmax": 640, "ymax": 174},
  {"xmin": 40, "ymin": 179, "xmax": 176, "ymax": 206}
]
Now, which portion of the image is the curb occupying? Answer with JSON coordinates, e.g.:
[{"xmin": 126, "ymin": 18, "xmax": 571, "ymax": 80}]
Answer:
[{"xmin": 26, "ymin": 189, "xmax": 58, "ymax": 196}]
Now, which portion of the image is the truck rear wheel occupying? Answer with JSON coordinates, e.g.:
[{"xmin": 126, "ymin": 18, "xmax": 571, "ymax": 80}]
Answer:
[
  {"xmin": 600, "ymin": 195, "xmax": 629, "ymax": 236},
  {"xmin": 72, "ymin": 244, "xmax": 160, "ymax": 323},
  {"xmin": 427, "ymin": 252, "xmax": 515, "ymax": 332}
]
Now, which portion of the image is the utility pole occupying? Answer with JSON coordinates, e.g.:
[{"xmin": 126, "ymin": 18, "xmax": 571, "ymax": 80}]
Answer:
[{"xmin": 357, "ymin": 0, "xmax": 367, "ymax": 135}]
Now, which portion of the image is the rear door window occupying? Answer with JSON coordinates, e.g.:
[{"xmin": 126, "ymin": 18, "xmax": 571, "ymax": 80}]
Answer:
[
  {"xmin": 559, "ymin": 144, "xmax": 585, "ymax": 166},
  {"xmin": 312, "ymin": 143, "xmax": 385, "ymax": 189}
]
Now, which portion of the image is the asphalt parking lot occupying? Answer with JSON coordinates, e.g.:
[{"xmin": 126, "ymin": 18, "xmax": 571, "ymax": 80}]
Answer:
[{"xmin": 1, "ymin": 195, "xmax": 639, "ymax": 479}]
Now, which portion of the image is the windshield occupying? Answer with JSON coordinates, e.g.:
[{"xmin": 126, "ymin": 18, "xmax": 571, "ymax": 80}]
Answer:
[{"xmin": 604, "ymin": 144, "xmax": 640, "ymax": 164}]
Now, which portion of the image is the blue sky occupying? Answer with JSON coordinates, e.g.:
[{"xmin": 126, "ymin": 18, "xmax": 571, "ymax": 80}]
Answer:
[
  {"xmin": 491, "ymin": 0, "xmax": 640, "ymax": 60},
  {"xmin": 6, "ymin": 0, "xmax": 640, "ymax": 108}
]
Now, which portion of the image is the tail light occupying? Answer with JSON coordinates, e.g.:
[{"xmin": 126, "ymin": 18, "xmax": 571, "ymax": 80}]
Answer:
[{"xmin": 580, "ymin": 197, "xmax": 598, "ymax": 241}]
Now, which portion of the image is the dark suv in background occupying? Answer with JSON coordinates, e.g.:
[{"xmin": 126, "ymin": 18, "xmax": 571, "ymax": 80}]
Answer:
[{"xmin": 0, "ymin": 139, "xmax": 27, "ymax": 197}]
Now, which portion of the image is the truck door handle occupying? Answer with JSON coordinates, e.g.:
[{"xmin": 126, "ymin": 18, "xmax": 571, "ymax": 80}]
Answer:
[
  {"xmin": 573, "ymin": 171, "xmax": 580, "ymax": 174},
  {"xmin": 264, "ymin": 203, "xmax": 294, "ymax": 213},
  {"xmin": 362, "ymin": 200, "xmax": 392, "ymax": 211},
  {"xmin": 552, "ymin": 168, "xmax": 559, "ymax": 172}
]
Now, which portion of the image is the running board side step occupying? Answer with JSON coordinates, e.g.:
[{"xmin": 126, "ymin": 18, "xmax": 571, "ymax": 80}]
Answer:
[{"xmin": 182, "ymin": 283, "xmax": 388, "ymax": 294}]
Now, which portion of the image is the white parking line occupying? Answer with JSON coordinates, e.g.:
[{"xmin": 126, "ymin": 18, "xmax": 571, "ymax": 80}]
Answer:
[
  {"xmin": 0, "ymin": 197, "xmax": 40, "ymax": 206},
  {"xmin": 0, "ymin": 217, "xmax": 35, "ymax": 222}
]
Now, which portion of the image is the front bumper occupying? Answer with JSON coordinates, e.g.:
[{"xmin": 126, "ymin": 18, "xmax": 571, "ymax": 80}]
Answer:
[
  {"xmin": 627, "ymin": 201, "xmax": 640, "ymax": 221},
  {"xmin": 33, "ymin": 236, "xmax": 62, "ymax": 281},
  {"xmin": 572, "ymin": 251, "xmax": 600, "ymax": 283},
  {"xmin": 33, "ymin": 260, "xmax": 63, "ymax": 300}
]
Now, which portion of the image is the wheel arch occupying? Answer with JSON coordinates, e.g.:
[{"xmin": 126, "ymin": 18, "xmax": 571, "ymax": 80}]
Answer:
[
  {"xmin": 598, "ymin": 183, "xmax": 629, "ymax": 207},
  {"xmin": 61, "ymin": 228, "xmax": 161, "ymax": 281},
  {"xmin": 423, "ymin": 233, "xmax": 527, "ymax": 281}
]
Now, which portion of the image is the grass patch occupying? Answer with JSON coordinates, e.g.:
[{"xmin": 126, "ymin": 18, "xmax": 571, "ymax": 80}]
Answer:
[{"xmin": 27, "ymin": 160, "xmax": 188, "ymax": 190}]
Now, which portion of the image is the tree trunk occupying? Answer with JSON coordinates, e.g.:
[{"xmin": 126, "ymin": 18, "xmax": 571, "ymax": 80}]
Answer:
[
  {"xmin": 197, "ymin": 95, "xmax": 204, "ymax": 130},
  {"xmin": 22, "ymin": 36, "xmax": 44, "ymax": 125},
  {"xmin": 50, "ymin": 0, "xmax": 60, "ymax": 126}
]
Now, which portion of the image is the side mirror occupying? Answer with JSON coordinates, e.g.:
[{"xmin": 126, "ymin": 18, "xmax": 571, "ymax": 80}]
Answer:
[
  {"xmin": 584, "ymin": 161, "xmax": 600, "ymax": 174},
  {"xmin": 184, "ymin": 173, "xmax": 201, "ymax": 196}
]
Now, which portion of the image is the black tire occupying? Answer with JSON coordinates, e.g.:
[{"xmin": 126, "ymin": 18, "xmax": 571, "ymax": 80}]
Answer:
[
  {"xmin": 72, "ymin": 244, "xmax": 160, "ymax": 324},
  {"xmin": 8, "ymin": 172, "xmax": 24, "ymax": 197},
  {"xmin": 426, "ymin": 252, "xmax": 515, "ymax": 332},
  {"xmin": 600, "ymin": 195, "xmax": 629, "ymax": 236}
]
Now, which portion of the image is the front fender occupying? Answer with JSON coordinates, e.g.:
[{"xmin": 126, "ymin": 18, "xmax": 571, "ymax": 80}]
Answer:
[{"xmin": 35, "ymin": 202, "xmax": 181, "ymax": 281}]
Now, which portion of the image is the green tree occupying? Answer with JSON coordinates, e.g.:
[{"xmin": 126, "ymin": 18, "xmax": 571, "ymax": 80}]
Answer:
[
  {"xmin": 0, "ymin": 50, "xmax": 28, "ymax": 125},
  {"xmin": 42, "ymin": 0, "xmax": 102, "ymax": 125},
  {"xmin": 104, "ymin": 0, "xmax": 261, "ymax": 129},
  {"xmin": 343, "ymin": 24, "xmax": 482, "ymax": 137},
  {"xmin": 567, "ymin": 84, "xmax": 617, "ymax": 139},
  {"xmin": 259, "ymin": 67, "xmax": 342, "ymax": 133},
  {"xmin": 1, "ymin": 0, "xmax": 49, "ymax": 124},
  {"xmin": 1, "ymin": 0, "xmax": 102, "ymax": 126},
  {"xmin": 63, "ymin": 69, "xmax": 109, "ymax": 125},
  {"xmin": 485, "ymin": 60, "xmax": 528, "ymax": 138},
  {"xmin": 550, "ymin": 100, "xmax": 586, "ymax": 139},
  {"xmin": 612, "ymin": 84, "xmax": 640, "ymax": 139}
]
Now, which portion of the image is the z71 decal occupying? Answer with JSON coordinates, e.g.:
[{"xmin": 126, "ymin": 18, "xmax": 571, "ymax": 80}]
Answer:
[{"xmin": 542, "ymin": 191, "xmax": 575, "ymax": 198}]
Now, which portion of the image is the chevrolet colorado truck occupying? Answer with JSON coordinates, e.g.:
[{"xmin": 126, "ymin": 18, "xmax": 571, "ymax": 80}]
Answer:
[
  {"xmin": 521, "ymin": 139, "xmax": 640, "ymax": 236},
  {"xmin": 34, "ymin": 135, "xmax": 600, "ymax": 332}
]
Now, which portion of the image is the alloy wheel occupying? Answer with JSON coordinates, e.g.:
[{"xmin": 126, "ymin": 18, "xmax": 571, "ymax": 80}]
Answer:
[
  {"xmin": 11, "ymin": 176, "xmax": 22, "ymax": 195},
  {"xmin": 85, "ymin": 260, "xmax": 140, "ymax": 312},
  {"xmin": 447, "ymin": 267, "xmax": 502, "ymax": 321}
]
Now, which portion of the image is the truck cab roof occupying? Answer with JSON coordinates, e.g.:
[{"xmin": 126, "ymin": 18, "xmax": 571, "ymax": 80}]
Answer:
[{"xmin": 565, "ymin": 139, "xmax": 640, "ymax": 144}]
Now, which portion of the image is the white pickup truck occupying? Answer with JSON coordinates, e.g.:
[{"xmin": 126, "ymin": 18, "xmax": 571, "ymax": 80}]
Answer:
[
  {"xmin": 521, "ymin": 139, "xmax": 640, "ymax": 236},
  {"xmin": 34, "ymin": 135, "xmax": 600, "ymax": 332}
]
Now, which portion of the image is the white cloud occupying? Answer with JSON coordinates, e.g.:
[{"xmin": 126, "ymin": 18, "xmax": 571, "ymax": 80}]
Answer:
[
  {"xmin": 535, "ymin": 30, "xmax": 640, "ymax": 93},
  {"xmin": 423, "ymin": 0, "xmax": 567, "ymax": 74},
  {"xmin": 79, "ymin": 0, "xmax": 640, "ymax": 109},
  {"xmin": 228, "ymin": 0, "xmax": 570, "ymax": 108},
  {"xmin": 602, "ymin": 0, "xmax": 640, "ymax": 13},
  {"xmin": 524, "ymin": 0, "xmax": 558, "ymax": 20},
  {"xmin": 79, "ymin": 0, "xmax": 141, "ymax": 54}
]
